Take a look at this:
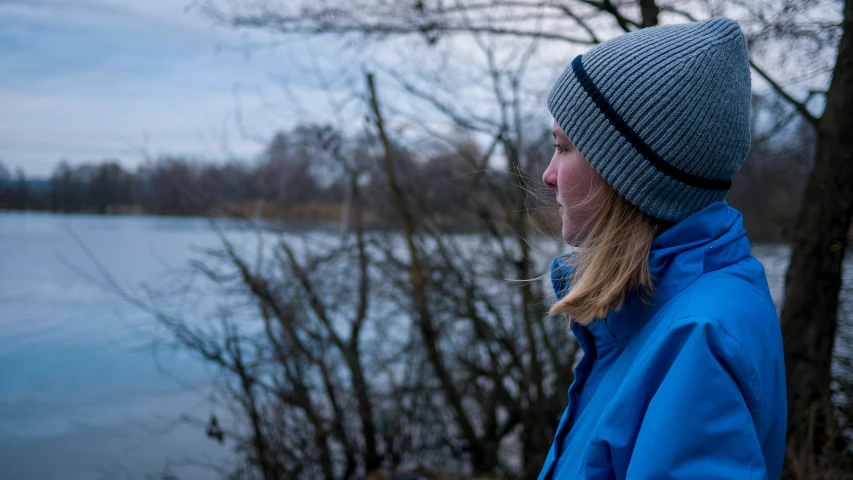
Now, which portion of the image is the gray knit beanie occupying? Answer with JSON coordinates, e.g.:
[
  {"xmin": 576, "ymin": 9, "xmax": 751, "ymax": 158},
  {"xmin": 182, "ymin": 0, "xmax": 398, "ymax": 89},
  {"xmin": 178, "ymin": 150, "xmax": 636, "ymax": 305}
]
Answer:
[{"xmin": 547, "ymin": 17, "xmax": 752, "ymax": 222}]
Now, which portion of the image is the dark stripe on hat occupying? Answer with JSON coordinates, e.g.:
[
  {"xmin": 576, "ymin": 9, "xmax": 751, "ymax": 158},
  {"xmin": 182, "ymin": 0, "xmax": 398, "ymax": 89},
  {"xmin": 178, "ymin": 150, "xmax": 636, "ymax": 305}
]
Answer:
[{"xmin": 571, "ymin": 55, "xmax": 731, "ymax": 192}]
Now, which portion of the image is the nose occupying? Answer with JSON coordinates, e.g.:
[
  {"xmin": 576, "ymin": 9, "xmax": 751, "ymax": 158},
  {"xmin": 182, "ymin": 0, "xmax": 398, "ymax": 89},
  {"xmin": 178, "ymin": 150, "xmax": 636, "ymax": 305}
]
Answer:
[{"xmin": 542, "ymin": 162, "xmax": 557, "ymax": 190}]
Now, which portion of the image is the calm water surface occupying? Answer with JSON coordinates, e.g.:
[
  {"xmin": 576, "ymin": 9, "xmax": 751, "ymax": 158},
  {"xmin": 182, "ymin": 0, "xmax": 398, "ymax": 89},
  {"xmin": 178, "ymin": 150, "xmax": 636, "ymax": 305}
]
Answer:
[{"xmin": 0, "ymin": 212, "xmax": 240, "ymax": 480}]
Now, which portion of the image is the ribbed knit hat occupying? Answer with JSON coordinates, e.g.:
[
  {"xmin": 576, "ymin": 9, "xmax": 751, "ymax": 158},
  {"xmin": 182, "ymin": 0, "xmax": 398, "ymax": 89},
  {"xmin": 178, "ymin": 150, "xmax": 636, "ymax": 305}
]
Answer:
[{"xmin": 547, "ymin": 17, "xmax": 752, "ymax": 222}]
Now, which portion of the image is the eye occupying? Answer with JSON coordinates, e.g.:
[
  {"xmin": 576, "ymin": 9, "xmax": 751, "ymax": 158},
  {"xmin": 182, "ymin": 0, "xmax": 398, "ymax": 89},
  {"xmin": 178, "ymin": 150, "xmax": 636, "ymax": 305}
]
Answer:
[{"xmin": 553, "ymin": 143, "xmax": 566, "ymax": 154}]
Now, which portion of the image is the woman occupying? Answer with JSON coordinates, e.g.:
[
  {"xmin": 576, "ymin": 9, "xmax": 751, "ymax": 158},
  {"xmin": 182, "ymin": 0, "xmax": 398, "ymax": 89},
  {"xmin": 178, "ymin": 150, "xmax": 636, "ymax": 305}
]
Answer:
[{"xmin": 538, "ymin": 17, "xmax": 787, "ymax": 480}]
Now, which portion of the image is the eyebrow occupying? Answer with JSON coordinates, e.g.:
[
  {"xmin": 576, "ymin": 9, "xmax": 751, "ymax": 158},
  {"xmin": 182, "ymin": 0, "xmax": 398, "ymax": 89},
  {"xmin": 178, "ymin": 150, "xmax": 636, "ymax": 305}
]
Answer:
[{"xmin": 552, "ymin": 131, "xmax": 558, "ymax": 139}]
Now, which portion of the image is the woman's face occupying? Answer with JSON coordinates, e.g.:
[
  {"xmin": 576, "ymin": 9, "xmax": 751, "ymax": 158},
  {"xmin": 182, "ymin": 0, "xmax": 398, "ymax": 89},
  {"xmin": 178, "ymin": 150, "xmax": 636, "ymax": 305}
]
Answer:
[{"xmin": 542, "ymin": 120, "xmax": 604, "ymax": 245}]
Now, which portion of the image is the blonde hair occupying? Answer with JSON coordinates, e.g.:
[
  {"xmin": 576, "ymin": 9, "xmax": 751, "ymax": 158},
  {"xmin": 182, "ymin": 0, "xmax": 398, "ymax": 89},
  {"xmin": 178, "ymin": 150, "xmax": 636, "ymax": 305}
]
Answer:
[{"xmin": 549, "ymin": 181, "xmax": 663, "ymax": 325}]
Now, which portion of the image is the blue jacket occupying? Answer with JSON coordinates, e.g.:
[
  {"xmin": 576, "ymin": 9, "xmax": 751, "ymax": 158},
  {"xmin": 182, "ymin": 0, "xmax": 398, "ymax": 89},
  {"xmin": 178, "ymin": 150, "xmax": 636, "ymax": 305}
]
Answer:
[{"xmin": 538, "ymin": 201, "xmax": 787, "ymax": 480}]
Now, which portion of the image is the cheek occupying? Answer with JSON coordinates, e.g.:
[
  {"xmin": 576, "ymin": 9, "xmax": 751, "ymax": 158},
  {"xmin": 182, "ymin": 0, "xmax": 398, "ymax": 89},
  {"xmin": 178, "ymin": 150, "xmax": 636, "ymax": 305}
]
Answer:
[{"xmin": 557, "ymin": 156, "xmax": 598, "ymax": 207}]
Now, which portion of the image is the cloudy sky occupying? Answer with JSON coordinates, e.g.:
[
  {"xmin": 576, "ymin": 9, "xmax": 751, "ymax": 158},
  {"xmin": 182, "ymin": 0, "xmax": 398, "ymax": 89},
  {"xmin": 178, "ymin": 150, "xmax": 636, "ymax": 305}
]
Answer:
[{"xmin": 0, "ymin": 0, "xmax": 328, "ymax": 177}]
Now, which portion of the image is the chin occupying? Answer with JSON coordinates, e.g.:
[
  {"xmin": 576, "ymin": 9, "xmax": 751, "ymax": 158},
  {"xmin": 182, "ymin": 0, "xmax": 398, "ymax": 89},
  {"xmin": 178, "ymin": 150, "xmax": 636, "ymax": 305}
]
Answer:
[{"xmin": 562, "ymin": 226, "xmax": 583, "ymax": 247}]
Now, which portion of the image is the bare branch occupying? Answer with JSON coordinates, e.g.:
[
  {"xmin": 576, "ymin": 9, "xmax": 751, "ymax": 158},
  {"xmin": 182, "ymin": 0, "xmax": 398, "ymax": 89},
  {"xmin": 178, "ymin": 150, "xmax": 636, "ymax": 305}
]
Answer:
[{"xmin": 751, "ymin": 58, "xmax": 820, "ymax": 127}]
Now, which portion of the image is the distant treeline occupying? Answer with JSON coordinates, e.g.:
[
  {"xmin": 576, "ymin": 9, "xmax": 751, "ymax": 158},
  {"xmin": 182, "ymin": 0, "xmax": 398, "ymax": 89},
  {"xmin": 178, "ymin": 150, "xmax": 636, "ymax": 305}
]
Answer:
[
  {"xmin": 0, "ymin": 156, "xmax": 329, "ymax": 217},
  {"xmin": 0, "ymin": 121, "xmax": 814, "ymax": 241},
  {"xmin": 0, "ymin": 128, "xmax": 331, "ymax": 217},
  {"xmin": 0, "ymin": 125, "xmax": 518, "ymax": 225}
]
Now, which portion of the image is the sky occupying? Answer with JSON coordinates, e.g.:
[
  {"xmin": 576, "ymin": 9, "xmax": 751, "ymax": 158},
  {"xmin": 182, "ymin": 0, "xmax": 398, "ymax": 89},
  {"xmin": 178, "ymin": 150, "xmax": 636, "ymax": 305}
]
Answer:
[
  {"xmin": 0, "ymin": 0, "xmax": 536, "ymax": 179},
  {"xmin": 0, "ymin": 0, "xmax": 325, "ymax": 177}
]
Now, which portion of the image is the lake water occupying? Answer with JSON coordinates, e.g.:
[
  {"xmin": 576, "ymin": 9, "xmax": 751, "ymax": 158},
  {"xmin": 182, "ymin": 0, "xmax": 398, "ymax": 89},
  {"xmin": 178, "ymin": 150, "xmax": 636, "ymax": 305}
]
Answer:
[
  {"xmin": 0, "ymin": 211, "xmax": 842, "ymax": 479},
  {"xmin": 0, "ymin": 212, "xmax": 241, "ymax": 480}
]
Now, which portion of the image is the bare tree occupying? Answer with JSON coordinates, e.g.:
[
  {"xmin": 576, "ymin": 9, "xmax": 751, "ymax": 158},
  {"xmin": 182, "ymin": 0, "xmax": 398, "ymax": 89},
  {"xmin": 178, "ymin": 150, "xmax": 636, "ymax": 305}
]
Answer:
[
  {"xmin": 779, "ymin": 0, "xmax": 853, "ymax": 473},
  {"xmin": 366, "ymin": 70, "xmax": 572, "ymax": 475}
]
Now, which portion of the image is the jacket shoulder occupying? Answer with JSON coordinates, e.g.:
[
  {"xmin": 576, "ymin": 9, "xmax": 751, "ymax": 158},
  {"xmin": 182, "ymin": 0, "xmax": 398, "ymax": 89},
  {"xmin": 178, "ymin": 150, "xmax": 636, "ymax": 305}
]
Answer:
[
  {"xmin": 647, "ymin": 255, "xmax": 784, "ymax": 405},
  {"xmin": 673, "ymin": 256, "xmax": 777, "ymax": 335}
]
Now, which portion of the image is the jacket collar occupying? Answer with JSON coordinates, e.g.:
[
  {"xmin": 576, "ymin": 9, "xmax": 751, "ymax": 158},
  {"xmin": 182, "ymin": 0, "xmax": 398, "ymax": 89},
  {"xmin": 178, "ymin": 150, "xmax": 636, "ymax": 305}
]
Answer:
[{"xmin": 550, "ymin": 201, "xmax": 750, "ymax": 350}]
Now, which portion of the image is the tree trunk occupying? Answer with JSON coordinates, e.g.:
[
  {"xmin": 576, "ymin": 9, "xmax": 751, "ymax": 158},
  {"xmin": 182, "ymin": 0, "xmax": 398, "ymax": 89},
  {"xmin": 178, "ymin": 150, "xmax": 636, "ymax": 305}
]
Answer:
[
  {"xmin": 639, "ymin": 0, "xmax": 659, "ymax": 28},
  {"xmin": 345, "ymin": 349, "xmax": 381, "ymax": 473},
  {"xmin": 366, "ymin": 72, "xmax": 490, "ymax": 472},
  {"xmin": 781, "ymin": 0, "xmax": 853, "ymax": 471},
  {"xmin": 347, "ymin": 178, "xmax": 382, "ymax": 473}
]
